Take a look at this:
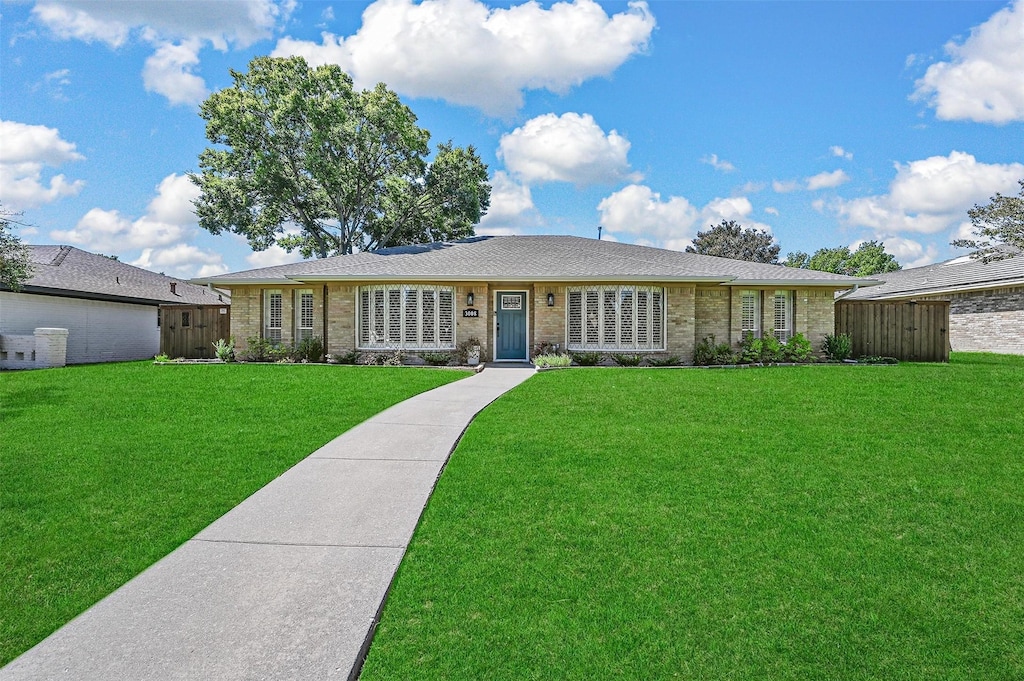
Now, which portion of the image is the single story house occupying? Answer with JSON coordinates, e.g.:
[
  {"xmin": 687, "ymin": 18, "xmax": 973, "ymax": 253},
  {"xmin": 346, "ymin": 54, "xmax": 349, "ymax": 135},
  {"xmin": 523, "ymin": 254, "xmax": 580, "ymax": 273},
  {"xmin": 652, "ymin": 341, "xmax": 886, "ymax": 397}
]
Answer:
[
  {"xmin": 1, "ymin": 245, "xmax": 228, "ymax": 365},
  {"xmin": 843, "ymin": 252, "xmax": 1024, "ymax": 355},
  {"xmin": 194, "ymin": 236, "xmax": 876, "ymax": 363}
]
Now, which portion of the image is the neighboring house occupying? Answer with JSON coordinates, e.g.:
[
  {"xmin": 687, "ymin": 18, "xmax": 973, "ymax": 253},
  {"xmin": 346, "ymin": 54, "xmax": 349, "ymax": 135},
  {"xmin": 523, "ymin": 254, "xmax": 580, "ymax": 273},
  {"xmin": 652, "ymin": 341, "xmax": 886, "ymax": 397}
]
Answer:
[
  {"xmin": 843, "ymin": 252, "xmax": 1024, "ymax": 355},
  {"xmin": 194, "ymin": 235, "xmax": 875, "ymax": 363},
  {"xmin": 1, "ymin": 245, "xmax": 228, "ymax": 365}
]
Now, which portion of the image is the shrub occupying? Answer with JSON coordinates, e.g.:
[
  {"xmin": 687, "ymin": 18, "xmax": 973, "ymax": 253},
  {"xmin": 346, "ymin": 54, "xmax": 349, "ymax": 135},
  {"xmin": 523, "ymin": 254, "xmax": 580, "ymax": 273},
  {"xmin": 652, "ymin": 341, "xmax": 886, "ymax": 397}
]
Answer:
[
  {"xmin": 212, "ymin": 337, "xmax": 235, "ymax": 362},
  {"xmin": 693, "ymin": 335, "xmax": 735, "ymax": 366},
  {"xmin": 647, "ymin": 355, "xmax": 682, "ymax": 367},
  {"xmin": 611, "ymin": 353, "xmax": 644, "ymax": 367},
  {"xmin": 822, "ymin": 333, "xmax": 853, "ymax": 361},
  {"xmin": 453, "ymin": 337, "xmax": 482, "ymax": 364},
  {"xmin": 857, "ymin": 355, "xmax": 899, "ymax": 365},
  {"xmin": 153, "ymin": 353, "xmax": 170, "ymax": 363},
  {"xmin": 361, "ymin": 351, "xmax": 405, "ymax": 366},
  {"xmin": 570, "ymin": 352, "xmax": 603, "ymax": 366},
  {"xmin": 242, "ymin": 336, "xmax": 275, "ymax": 362},
  {"xmin": 782, "ymin": 333, "xmax": 814, "ymax": 363},
  {"xmin": 422, "ymin": 352, "xmax": 453, "ymax": 366},
  {"xmin": 294, "ymin": 335, "xmax": 324, "ymax": 363},
  {"xmin": 533, "ymin": 353, "xmax": 572, "ymax": 368},
  {"xmin": 532, "ymin": 341, "xmax": 560, "ymax": 357},
  {"xmin": 739, "ymin": 332, "xmax": 784, "ymax": 364}
]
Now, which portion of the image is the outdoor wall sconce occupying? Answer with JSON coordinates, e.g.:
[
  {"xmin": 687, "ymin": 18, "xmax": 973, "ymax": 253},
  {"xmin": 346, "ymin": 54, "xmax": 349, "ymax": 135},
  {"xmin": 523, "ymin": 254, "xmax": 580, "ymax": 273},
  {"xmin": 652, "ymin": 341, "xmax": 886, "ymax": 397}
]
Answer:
[
  {"xmin": 467, "ymin": 291, "xmax": 475, "ymax": 307},
  {"xmin": 547, "ymin": 292, "xmax": 555, "ymax": 307}
]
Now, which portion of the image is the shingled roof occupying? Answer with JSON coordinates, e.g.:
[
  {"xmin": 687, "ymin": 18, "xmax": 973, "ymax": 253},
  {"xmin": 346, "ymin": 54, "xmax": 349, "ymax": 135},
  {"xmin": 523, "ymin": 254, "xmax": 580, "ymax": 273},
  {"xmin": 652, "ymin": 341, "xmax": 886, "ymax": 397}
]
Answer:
[
  {"xmin": 10, "ymin": 245, "xmax": 228, "ymax": 306},
  {"xmin": 844, "ymin": 251, "xmax": 1024, "ymax": 300},
  {"xmin": 195, "ymin": 235, "xmax": 876, "ymax": 287}
]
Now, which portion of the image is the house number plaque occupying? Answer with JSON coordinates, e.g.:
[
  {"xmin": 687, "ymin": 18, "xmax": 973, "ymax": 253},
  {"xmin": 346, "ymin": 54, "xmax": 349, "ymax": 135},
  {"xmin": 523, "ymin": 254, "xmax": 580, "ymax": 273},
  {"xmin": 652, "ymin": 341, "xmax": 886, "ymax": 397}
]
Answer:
[{"xmin": 462, "ymin": 309, "xmax": 480, "ymax": 318}]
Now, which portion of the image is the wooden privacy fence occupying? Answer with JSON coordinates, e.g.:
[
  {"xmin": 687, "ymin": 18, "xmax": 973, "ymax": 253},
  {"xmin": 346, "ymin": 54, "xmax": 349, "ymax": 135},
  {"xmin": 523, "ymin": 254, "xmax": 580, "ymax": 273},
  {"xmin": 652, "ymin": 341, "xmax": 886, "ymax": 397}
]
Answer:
[
  {"xmin": 160, "ymin": 304, "xmax": 230, "ymax": 359},
  {"xmin": 835, "ymin": 300, "xmax": 950, "ymax": 362}
]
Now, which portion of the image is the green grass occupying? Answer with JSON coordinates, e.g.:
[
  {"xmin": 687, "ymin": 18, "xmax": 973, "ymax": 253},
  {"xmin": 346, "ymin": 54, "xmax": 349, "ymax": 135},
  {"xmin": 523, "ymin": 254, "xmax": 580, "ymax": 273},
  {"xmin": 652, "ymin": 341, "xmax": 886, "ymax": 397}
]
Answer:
[
  {"xmin": 361, "ymin": 354, "xmax": 1024, "ymax": 680},
  {"xmin": 0, "ymin": 361, "xmax": 467, "ymax": 665}
]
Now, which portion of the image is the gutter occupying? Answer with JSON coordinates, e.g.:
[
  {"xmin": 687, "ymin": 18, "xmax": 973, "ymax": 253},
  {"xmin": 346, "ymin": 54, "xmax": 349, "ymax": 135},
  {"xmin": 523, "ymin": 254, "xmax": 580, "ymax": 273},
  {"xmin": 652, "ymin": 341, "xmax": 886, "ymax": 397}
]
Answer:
[{"xmin": 835, "ymin": 284, "xmax": 860, "ymax": 301}]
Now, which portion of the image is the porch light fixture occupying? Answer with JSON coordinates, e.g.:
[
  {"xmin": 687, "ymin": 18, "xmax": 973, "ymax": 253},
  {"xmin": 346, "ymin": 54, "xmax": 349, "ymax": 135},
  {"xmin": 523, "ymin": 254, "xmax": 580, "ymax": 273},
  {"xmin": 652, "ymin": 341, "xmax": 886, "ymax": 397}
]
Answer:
[
  {"xmin": 467, "ymin": 291, "xmax": 475, "ymax": 307},
  {"xmin": 547, "ymin": 292, "xmax": 555, "ymax": 307}
]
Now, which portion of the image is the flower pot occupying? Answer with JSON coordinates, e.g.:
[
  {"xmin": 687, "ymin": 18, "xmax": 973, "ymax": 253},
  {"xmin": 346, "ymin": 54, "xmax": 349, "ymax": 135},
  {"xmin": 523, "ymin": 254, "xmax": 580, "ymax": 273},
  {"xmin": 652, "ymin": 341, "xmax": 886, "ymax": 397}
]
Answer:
[{"xmin": 467, "ymin": 346, "xmax": 481, "ymax": 366}]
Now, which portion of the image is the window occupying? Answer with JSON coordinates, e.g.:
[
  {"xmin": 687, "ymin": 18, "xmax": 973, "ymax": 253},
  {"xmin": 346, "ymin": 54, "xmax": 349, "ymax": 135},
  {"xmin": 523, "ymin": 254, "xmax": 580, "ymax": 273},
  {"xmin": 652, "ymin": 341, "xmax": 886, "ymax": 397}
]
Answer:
[
  {"xmin": 295, "ymin": 289, "xmax": 314, "ymax": 341},
  {"xmin": 181, "ymin": 310, "xmax": 191, "ymax": 328},
  {"xmin": 566, "ymin": 285, "xmax": 665, "ymax": 351},
  {"xmin": 358, "ymin": 284, "xmax": 455, "ymax": 349},
  {"xmin": 740, "ymin": 290, "xmax": 760, "ymax": 337},
  {"xmin": 264, "ymin": 290, "xmax": 283, "ymax": 342},
  {"xmin": 773, "ymin": 290, "xmax": 794, "ymax": 342}
]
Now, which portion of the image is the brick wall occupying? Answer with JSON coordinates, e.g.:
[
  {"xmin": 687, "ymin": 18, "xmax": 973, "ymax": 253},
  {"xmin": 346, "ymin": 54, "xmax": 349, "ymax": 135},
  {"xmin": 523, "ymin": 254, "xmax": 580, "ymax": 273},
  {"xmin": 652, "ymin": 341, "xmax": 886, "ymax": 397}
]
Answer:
[
  {"xmin": 456, "ymin": 284, "xmax": 490, "ymax": 360},
  {"xmin": 666, "ymin": 285, "xmax": 696, "ymax": 360},
  {"xmin": 949, "ymin": 286, "xmax": 1024, "ymax": 354},
  {"xmin": 229, "ymin": 287, "xmax": 261, "ymax": 352},
  {"xmin": 532, "ymin": 284, "xmax": 565, "ymax": 354},
  {"xmin": 796, "ymin": 288, "xmax": 837, "ymax": 352},
  {"xmin": 694, "ymin": 287, "xmax": 730, "ymax": 347}
]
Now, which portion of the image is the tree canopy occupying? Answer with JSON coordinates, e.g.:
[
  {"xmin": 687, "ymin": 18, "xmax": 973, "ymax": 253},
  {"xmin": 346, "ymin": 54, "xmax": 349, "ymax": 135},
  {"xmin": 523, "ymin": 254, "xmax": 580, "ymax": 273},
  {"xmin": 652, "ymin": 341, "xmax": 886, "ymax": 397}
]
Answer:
[
  {"xmin": 0, "ymin": 206, "xmax": 32, "ymax": 291},
  {"xmin": 951, "ymin": 179, "xmax": 1023, "ymax": 262},
  {"xmin": 685, "ymin": 219, "xmax": 781, "ymax": 263},
  {"xmin": 784, "ymin": 240, "xmax": 901, "ymax": 277},
  {"xmin": 190, "ymin": 56, "xmax": 491, "ymax": 257}
]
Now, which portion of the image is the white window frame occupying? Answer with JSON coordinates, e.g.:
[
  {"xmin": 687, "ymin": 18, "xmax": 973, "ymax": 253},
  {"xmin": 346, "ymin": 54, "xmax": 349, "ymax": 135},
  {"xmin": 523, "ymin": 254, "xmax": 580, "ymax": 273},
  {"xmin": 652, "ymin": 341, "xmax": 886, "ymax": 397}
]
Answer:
[
  {"xmin": 264, "ymin": 289, "xmax": 283, "ymax": 343},
  {"xmin": 773, "ymin": 290, "xmax": 794, "ymax": 342},
  {"xmin": 566, "ymin": 285, "xmax": 665, "ymax": 351},
  {"xmin": 357, "ymin": 284, "xmax": 455, "ymax": 350},
  {"xmin": 740, "ymin": 290, "xmax": 761, "ymax": 338},
  {"xmin": 295, "ymin": 289, "xmax": 314, "ymax": 341}
]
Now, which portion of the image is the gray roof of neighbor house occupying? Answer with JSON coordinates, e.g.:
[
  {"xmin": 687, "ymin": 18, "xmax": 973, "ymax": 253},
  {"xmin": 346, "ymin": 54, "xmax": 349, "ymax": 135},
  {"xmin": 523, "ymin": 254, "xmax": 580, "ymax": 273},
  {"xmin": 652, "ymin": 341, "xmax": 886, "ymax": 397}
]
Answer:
[
  {"xmin": 843, "ymin": 251, "xmax": 1024, "ymax": 300},
  {"xmin": 194, "ymin": 235, "xmax": 877, "ymax": 287},
  {"xmin": 8, "ymin": 245, "xmax": 229, "ymax": 306}
]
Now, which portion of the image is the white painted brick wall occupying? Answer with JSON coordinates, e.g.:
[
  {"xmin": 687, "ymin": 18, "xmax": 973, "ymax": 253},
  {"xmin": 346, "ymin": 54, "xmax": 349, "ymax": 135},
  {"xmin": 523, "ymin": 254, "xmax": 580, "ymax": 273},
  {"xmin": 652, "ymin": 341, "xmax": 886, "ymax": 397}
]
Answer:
[{"xmin": 0, "ymin": 292, "xmax": 159, "ymax": 364}]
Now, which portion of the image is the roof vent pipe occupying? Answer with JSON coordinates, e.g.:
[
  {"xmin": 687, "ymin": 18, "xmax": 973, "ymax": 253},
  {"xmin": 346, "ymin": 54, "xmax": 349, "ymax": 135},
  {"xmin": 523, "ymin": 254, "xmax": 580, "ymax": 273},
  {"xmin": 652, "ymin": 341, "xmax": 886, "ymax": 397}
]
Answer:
[{"xmin": 170, "ymin": 282, "xmax": 177, "ymax": 295}]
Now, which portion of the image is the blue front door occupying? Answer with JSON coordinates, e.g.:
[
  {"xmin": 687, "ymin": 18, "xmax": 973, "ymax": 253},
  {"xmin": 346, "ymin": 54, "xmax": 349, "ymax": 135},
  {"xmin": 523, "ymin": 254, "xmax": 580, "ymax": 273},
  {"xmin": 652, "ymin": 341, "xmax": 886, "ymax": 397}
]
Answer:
[{"xmin": 495, "ymin": 291, "xmax": 527, "ymax": 360}]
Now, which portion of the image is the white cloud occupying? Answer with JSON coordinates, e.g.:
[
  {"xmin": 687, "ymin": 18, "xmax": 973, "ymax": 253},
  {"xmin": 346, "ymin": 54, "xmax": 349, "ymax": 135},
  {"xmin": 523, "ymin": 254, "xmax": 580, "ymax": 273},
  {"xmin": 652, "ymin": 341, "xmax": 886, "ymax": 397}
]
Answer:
[
  {"xmin": 806, "ymin": 169, "xmax": 850, "ymax": 191},
  {"xmin": 50, "ymin": 173, "xmax": 210, "ymax": 274},
  {"xmin": 830, "ymin": 145, "xmax": 853, "ymax": 160},
  {"xmin": 477, "ymin": 171, "xmax": 539, "ymax": 234},
  {"xmin": 244, "ymin": 243, "xmax": 307, "ymax": 268},
  {"xmin": 0, "ymin": 120, "xmax": 85, "ymax": 210},
  {"xmin": 833, "ymin": 151, "xmax": 1024, "ymax": 234},
  {"xmin": 142, "ymin": 40, "xmax": 208, "ymax": 106},
  {"xmin": 272, "ymin": 0, "xmax": 655, "ymax": 116},
  {"xmin": 498, "ymin": 112, "xmax": 638, "ymax": 185},
  {"xmin": 596, "ymin": 185, "xmax": 772, "ymax": 251},
  {"xmin": 854, "ymin": 236, "xmax": 939, "ymax": 269},
  {"xmin": 912, "ymin": 0, "xmax": 1024, "ymax": 123},
  {"xmin": 772, "ymin": 179, "xmax": 800, "ymax": 193},
  {"xmin": 764, "ymin": 206, "xmax": 779, "ymax": 216},
  {"xmin": 132, "ymin": 244, "xmax": 228, "ymax": 278},
  {"xmin": 33, "ymin": 1, "xmax": 293, "ymax": 105},
  {"xmin": 701, "ymin": 154, "xmax": 736, "ymax": 173}
]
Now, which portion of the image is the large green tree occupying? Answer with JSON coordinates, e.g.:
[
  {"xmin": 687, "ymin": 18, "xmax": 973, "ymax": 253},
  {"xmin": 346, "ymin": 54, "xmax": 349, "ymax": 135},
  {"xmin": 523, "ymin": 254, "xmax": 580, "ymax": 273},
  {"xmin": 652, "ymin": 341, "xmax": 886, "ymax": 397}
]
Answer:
[
  {"xmin": 784, "ymin": 240, "xmax": 901, "ymax": 276},
  {"xmin": 685, "ymin": 219, "xmax": 781, "ymax": 263},
  {"xmin": 191, "ymin": 56, "xmax": 491, "ymax": 257},
  {"xmin": 0, "ymin": 206, "xmax": 32, "ymax": 291},
  {"xmin": 951, "ymin": 179, "xmax": 1023, "ymax": 262}
]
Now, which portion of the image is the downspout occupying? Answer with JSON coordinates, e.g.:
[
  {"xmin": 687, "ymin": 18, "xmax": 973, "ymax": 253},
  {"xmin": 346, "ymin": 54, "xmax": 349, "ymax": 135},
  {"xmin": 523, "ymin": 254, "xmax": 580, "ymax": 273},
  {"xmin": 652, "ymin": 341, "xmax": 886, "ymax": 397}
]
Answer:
[{"xmin": 835, "ymin": 283, "xmax": 860, "ymax": 301}]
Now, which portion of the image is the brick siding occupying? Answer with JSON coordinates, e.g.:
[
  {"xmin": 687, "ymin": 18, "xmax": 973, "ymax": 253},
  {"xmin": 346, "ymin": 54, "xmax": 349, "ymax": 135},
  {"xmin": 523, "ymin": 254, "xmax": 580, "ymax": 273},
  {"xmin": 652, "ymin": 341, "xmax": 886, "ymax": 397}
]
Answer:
[{"xmin": 949, "ymin": 287, "xmax": 1024, "ymax": 354}]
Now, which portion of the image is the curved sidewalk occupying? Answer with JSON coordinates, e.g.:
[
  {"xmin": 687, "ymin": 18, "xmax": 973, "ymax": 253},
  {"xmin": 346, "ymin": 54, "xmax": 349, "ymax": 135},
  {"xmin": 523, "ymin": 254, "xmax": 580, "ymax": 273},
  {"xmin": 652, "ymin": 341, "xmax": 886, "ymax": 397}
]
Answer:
[{"xmin": 2, "ymin": 364, "xmax": 535, "ymax": 681}]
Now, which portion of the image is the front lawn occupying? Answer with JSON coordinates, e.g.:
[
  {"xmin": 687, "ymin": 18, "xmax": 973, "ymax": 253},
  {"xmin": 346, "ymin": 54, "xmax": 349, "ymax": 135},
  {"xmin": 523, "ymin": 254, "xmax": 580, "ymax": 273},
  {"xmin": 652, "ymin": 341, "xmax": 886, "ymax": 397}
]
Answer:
[
  {"xmin": 361, "ymin": 354, "xmax": 1024, "ymax": 680},
  {"xmin": 0, "ymin": 361, "xmax": 467, "ymax": 665}
]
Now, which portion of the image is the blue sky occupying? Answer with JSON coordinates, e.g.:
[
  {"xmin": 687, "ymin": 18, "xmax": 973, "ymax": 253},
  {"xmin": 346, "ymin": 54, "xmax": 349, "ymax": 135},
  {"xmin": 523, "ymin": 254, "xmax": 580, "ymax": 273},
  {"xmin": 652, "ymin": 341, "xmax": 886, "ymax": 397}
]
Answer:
[{"xmin": 1, "ymin": 0, "xmax": 1022, "ymax": 278}]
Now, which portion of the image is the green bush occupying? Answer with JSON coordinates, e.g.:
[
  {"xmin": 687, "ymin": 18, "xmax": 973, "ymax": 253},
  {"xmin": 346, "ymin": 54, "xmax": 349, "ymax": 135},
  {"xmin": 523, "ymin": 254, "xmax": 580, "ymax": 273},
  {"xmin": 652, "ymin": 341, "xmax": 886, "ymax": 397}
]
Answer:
[
  {"xmin": 739, "ymin": 332, "xmax": 784, "ymax": 364},
  {"xmin": 822, "ymin": 333, "xmax": 853, "ymax": 361},
  {"xmin": 782, "ymin": 333, "xmax": 814, "ymax": 363},
  {"xmin": 532, "ymin": 341, "xmax": 560, "ymax": 357},
  {"xmin": 329, "ymin": 349, "xmax": 360, "ymax": 365},
  {"xmin": 647, "ymin": 355, "xmax": 682, "ymax": 367},
  {"xmin": 533, "ymin": 353, "xmax": 572, "ymax": 368},
  {"xmin": 242, "ymin": 336, "xmax": 274, "ymax": 362},
  {"xmin": 857, "ymin": 355, "xmax": 899, "ymax": 365},
  {"xmin": 611, "ymin": 353, "xmax": 644, "ymax": 367},
  {"xmin": 212, "ymin": 337, "xmax": 235, "ymax": 362},
  {"xmin": 294, "ymin": 335, "xmax": 324, "ymax": 363},
  {"xmin": 421, "ymin": 352, "xmax": 453, "ymax": 366},
  {"xmin": 570, "ymin": 352, "xmax": 603, "ymax": 366},
  {"xmin": 693, "ymin": 335, "xmax": 735, "ymax": 366}
]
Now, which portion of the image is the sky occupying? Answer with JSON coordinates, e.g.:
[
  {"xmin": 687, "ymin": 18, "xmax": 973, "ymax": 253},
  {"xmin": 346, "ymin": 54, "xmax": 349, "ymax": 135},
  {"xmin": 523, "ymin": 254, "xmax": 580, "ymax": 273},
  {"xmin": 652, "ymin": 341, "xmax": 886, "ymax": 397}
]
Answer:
[{"xmin": 1, "ymin": 0, "xmax": 1022, "ymax": 279}]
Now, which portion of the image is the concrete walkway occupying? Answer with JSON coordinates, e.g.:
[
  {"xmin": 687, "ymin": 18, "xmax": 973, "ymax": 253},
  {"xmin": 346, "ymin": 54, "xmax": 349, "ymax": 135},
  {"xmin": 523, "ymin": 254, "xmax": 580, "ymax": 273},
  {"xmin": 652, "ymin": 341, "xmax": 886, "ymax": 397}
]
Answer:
[{"xmin": 2, "ymin": 364, "xmax": 535, "ymax": 681}]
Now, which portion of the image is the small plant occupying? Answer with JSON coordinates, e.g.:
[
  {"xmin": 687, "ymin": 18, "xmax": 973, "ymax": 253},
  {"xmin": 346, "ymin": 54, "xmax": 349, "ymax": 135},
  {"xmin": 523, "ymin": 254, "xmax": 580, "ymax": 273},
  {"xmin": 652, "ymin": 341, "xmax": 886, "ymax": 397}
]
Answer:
[
  {"xmin": 647, "ymin": 355, "xmax": 682, "ymax": 367},
  {"xmin": 782, "ymin": 333, "xmax": 814, "ymax": 363},
  {"xmin": 693, "ymin": 335, "xmax": 735, "ymax": 366},
  {"xmin": 570, "ymin": 352, "xmax": 603, "ymax": 366},
  {"xmin": 332, "ymin": 349, "xmax": 361, "ymax": 365},
  {"xmin": 857, "ymin": 355, "xmax": 899, "ymax": 365},
  {"xmin": 533, "ymin": 353, "xmax": 572, "ymax": 368},
  {"xmin": 242, "ymin": 336, "xmax": 274, "ymax": 362},
  {"xmin": 454, "ymin": 338, "xmax": 482, "ymax": 365},
  {"xmin": 153, "ymin": 353, "xmax": 170, "ymax": 363},
  {"xmin": 382, "ymin": 350, "xmax": 405, "ymax": 366},
  {"xmin": 611, "ymin": 353, "xmax": 644, "ymax": 367},
  {"xmin": 268, "ymin": 344, "xmax": 292, "ymax": 362},
  {"xmin": 739, "ymin": 332, "xmax": 783, "ymax": 364},
  {"xmin": 822, "ymin": 333, "xmax": 853, "ymax": 362},
  {"xmin": 421, "ymin": 352, "xmax": 453, "ymax": 366},
  {"xmin": 293, "ymin": 335, "xmax": 324, "ymax": 363},
  {"xmin": 212, "ymin": 337, "xmax": 235, "ymax": 362},
  {"xmin": 532, "ymin": 341, "xmax": 560, "ymax": 357}
]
